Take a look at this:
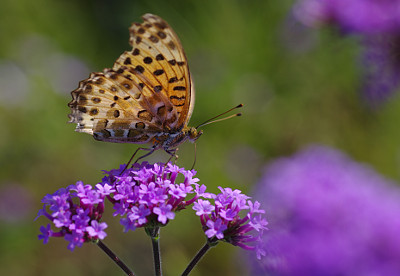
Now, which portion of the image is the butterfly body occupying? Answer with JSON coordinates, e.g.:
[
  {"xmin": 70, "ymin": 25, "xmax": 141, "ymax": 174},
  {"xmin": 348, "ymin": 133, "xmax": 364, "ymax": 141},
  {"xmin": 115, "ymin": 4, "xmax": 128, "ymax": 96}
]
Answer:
[
  {"xmin": 91, "ymin": 124, "xmax": 202, "ymax": 151},
  {"xmin": 68, "ymin": 14, "xmax": 201, "ymax": 155},
  {"xmin": 151, "ymin": 126, "xmax": 202, "ymax": 152}
]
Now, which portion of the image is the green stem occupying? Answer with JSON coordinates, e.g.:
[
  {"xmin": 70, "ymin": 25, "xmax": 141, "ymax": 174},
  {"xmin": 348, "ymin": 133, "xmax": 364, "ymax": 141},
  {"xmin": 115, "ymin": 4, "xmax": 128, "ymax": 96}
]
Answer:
[
  {"xmin": 150, "ymin": 227, "xmax": 162, "ymax": 276},
  {"xmin": 96, "ymin": 240, "xmax": 135, "ymax": 276},
  {"xmin": 181, "ymin": 241, "xmax": 212, "ymax": 276}
]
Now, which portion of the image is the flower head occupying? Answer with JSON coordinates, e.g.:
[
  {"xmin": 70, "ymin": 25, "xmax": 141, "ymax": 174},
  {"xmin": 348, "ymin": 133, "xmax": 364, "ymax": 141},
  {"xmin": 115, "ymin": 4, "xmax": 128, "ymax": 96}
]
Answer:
[
  {"xmin": 100, "ymin": 162, "xmax": 201, "ymax": 231},
  {"xmin": 250, "ymin": 145, "xmax": 400, "ymax": 275},
  {"xmin": 37, "ymin": 182, "xmax": 107, "ymax": 251},
  {"xmin": 194, "ymin": 187, "xmax": 268, "ymax": 258}
]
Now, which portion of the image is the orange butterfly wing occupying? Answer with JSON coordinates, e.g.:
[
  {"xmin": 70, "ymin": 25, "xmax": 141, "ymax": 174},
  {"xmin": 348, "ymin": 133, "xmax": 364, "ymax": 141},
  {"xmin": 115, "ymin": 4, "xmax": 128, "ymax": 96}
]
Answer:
[{"xmin": 68, "ymin": 14, "xmax": 194, "ymax": 144}]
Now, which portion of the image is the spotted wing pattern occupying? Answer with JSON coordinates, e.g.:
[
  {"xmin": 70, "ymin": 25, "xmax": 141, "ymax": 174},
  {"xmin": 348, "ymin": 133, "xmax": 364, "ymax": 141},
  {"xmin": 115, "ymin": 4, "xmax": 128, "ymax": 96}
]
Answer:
[{"xmin": 68, "ymin": 14, "xmax": 193, "ymax": 144}]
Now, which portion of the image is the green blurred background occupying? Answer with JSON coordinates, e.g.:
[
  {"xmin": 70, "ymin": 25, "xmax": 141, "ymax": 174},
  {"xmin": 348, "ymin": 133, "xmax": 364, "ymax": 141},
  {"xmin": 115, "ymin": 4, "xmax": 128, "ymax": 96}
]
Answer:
[{"xmin": 1, "ymin": 0, "xmax": 400, "ymax": 275}]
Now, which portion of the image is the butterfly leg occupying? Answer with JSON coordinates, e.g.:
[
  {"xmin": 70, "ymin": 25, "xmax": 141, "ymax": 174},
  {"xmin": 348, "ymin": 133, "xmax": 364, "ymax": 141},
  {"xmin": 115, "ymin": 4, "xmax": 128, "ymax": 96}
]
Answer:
[
  {"xmin": 190, "ymin": 143, "xmax": 197, "ymax": 170},
  {"xmin": 163, "ymin": 148, "xmax": 179, "ymax": 168},
  {"xmin": 132, "ymin": 147, "xmax": 157, "ymax": 165},
  {"xmin": 120, "ymin": 147, "xmax": 154, "ymax": 175},
  {"xmin": 165, "ymin": 148, "xmax": 179, "ymax": 164},
  {"xmin": 161, "ymin": 154, "xmax": 174, "ymax": 172}
]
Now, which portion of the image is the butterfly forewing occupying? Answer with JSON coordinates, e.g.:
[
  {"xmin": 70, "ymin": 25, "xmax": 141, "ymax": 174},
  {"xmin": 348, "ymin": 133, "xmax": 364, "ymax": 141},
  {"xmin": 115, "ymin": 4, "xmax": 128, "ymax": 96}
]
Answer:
[{"xmin": 68, "ymin": 14, "xmax": 193, "ymax": 144}]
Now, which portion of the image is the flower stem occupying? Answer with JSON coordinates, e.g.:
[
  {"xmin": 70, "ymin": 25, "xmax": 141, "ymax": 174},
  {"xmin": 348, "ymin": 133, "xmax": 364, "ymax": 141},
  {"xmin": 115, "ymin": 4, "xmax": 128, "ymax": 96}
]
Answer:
[
  {"xmin": 150, "ymin": 227, "xmax": 162, "ymax": 276},
  {"xmin": 96, "ymin": 240, "xmax": 135, "ymax": 276},
  {"xmin": 181, "ymin": 241, "xmax": 212, "ymax": 276}
]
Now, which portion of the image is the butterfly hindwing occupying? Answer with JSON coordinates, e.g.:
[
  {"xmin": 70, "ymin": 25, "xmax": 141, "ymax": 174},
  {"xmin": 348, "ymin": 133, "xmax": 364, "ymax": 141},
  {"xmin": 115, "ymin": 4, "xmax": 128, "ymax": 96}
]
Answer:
[{"xmin": 68, "ymin": 14, "xmax": 193, "ymax": 144}]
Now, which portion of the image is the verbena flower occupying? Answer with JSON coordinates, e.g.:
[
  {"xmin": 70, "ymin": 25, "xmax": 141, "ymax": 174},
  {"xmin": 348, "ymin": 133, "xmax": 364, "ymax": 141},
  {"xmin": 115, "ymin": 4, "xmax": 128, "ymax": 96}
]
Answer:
[
  {"xmin": 249, "ymin": 145, "xmax": 400, "ymax": 275},
  {"xmin": 37, "ymin": 182, "xmax": 109, "ymax": 251},
  {"xmin": 100, "ymin": 162, "xmax": 202, "ymax": 231},
  {"xmin": 38, "ymin": 161, "xmax": 268, "ymax": 263},
  {"xmin": 194, "ymin": 187, "xmax": 268, "ymax": 259}
]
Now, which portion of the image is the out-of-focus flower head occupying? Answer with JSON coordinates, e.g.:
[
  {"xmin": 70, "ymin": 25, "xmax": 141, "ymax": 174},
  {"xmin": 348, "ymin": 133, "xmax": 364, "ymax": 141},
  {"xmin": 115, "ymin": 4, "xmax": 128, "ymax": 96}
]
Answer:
[
  {"xmin": 294, "ymin": 0, "xmax": 400, "ymax": 34},
  {"xmin": 37, "ymin": 182, "xmax": 110, "ymax": 251},
  {"xmin": 100, "ymin": 162, "xmax": 202, "ymax": 231},
  {"xmin": 361, "ymin": 34, "xmax": 400, "ymax": 107},
  {"xmin": 293, "ymin": 0, "xmax": 400, "ymax": 107},
  {"xmin": 249, "ymin": 145, "xmax": 400, "ymax": 275},
  {"xmin": 194, "ymin": 187, "xmax": 268, "ymax": 259}
]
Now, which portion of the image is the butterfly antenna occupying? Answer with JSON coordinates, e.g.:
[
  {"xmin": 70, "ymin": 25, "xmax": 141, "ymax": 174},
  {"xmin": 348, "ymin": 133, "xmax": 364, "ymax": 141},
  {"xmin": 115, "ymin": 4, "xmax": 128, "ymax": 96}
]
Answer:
[{"xmin": 195, "ymin": 104, "xmax": 243, "ymax": 129}]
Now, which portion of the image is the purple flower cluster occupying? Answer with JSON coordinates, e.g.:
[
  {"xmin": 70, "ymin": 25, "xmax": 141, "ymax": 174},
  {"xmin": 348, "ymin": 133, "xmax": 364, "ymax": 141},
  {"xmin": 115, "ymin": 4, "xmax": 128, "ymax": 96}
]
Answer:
[
  {"xmin": 249, "ymin": 145, "xmax": 400, "ymax": 275},
  {"xmin": 100, "ymin": 162, "xmax": 204, "ymax": 231},
  {"xmin": 38, "ymin": 162, "xmax": 269, "ymax": 258},
  {"xmin": 294, "ymin": 0, "xmax": 400, "ymax": 34},
  {"xmin": 37, "ymin": 182, "xmax": 110, "ymax": 251},
  {"xmin": 194, "ymin": 187, "xmax": 268, "ymax": 259}
]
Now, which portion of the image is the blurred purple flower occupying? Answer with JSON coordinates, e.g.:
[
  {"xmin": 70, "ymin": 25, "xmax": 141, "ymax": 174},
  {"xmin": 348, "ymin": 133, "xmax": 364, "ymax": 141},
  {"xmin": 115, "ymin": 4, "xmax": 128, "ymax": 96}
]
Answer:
[
  {"xmin": 293, "ymin": 0, "xmax": 400, "ymax": 107},
  {"xmin": 361, "ymin": 34, "xmax": 400, "ymax": 107},
  {"xmin": 279, "ymin": 11, "xmax": 318, "ymax": 54},
  {"xmin": 294, "ymin": 0, "xmax": 400, "ymax": 34},
  {"xmin": 249, "ymin": 145, "xmax": 400, "ymax": 275},
  {"xmin": 0, "ymin": 184, "xmax": 34, "ymax": 223}
]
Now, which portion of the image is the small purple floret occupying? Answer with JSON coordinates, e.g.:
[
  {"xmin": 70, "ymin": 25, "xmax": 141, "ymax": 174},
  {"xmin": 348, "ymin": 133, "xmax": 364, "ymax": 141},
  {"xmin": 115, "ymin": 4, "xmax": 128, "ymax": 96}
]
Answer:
[
  {"xmin": 38, "ymin": 224, "xmax": 52, "ymax": 244},
  {"xmin": 153, "ymin": 204, "xmax": 175, "ymax": 224},
  {"xmin": 205, "ymin": 218, "xmax": 227, "ymax": 239},
  {"xmin": 86, "ymin": 220, "xmax": 108, "ymax": 239}
]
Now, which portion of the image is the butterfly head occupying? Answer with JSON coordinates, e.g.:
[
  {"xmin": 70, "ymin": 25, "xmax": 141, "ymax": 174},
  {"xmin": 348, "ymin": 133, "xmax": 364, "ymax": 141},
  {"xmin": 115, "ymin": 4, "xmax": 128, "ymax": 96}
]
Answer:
[{"xmin": 187, "ymin": 127, "xmax": 203, "ymax": 143}]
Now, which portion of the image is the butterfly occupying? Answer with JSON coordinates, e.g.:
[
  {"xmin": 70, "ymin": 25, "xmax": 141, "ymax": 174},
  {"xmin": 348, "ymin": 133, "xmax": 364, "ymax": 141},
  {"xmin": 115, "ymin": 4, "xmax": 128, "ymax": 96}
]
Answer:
[{"xmin": 68, "ymin": 14, "xmax": 241, "ymax": 160}]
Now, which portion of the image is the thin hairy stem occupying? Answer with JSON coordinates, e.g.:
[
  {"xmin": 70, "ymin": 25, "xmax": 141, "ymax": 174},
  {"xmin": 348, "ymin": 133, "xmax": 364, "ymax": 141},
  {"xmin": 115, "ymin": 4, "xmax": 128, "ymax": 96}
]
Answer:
[
  {"xmin": 181, "ymin": 242, "xmax": 212, "ymax": 276},
  {"xmin": 96, "ymin": 240, "xmax": 135, "ymax": 276}
]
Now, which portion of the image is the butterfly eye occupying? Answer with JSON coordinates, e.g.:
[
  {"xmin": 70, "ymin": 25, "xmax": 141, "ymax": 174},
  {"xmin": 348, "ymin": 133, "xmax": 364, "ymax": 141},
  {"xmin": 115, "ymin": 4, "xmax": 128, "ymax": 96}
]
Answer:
[{"xmin": 188, "ymin": 128, "xmax": 202, "ymax": 142}]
